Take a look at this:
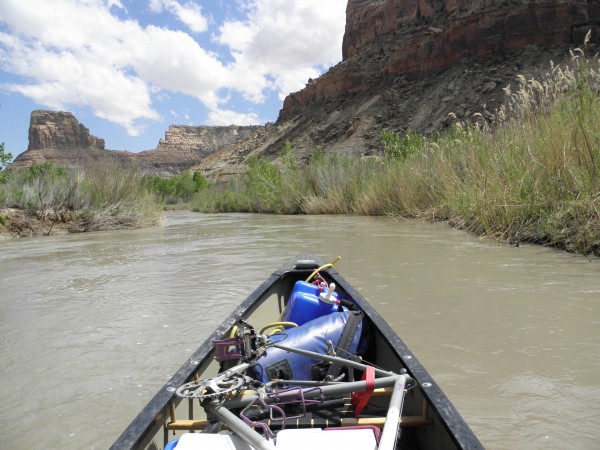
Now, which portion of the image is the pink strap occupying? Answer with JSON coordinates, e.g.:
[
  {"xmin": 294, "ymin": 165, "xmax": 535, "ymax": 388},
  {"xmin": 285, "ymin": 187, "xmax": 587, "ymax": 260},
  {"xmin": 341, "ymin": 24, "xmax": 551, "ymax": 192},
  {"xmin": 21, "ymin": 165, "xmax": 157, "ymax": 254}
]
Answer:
[{"xmin": 351, "ymin": 365, "xmax": 375, "ymax": 418}]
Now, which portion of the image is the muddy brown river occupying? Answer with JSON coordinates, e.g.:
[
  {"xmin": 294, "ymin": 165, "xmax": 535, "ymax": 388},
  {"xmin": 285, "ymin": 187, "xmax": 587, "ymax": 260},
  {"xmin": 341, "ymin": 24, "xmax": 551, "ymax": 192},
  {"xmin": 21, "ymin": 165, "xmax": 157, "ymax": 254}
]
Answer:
[{"xmin": 0, "ymin": 211, "xmax": 598, "ymax": 449}]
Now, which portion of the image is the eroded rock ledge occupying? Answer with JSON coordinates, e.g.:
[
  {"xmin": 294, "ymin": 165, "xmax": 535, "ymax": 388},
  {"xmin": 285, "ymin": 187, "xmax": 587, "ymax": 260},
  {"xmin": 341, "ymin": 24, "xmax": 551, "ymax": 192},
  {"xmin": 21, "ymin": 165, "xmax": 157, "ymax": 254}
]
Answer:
[{"xmin": 11, "ymin": 111, "xmax": 262, "ymax": 176}]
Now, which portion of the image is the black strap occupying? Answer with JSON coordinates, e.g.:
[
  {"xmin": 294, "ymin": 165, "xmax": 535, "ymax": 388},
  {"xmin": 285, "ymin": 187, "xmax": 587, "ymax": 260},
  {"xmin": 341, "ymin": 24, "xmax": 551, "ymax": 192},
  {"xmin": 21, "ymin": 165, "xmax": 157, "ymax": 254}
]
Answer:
[{"xmin": 326, "ymin": 311, "xmax": 363, "ymax": 379}]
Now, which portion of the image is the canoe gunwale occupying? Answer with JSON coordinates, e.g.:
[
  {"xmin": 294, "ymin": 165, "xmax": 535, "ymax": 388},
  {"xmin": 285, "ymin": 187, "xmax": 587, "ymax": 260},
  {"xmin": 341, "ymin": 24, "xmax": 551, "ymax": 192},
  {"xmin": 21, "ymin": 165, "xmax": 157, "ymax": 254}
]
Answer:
[
  {"xmin": 109, "ymin": 253, "xmax": 483, "ymax": 450},
  {"xmin": 110, "ymin": 255, "xmax": 313, "ymax": 449},
  {"xmin": 325, "ymin": 265, "xmax": 484, "ymax": 450}
]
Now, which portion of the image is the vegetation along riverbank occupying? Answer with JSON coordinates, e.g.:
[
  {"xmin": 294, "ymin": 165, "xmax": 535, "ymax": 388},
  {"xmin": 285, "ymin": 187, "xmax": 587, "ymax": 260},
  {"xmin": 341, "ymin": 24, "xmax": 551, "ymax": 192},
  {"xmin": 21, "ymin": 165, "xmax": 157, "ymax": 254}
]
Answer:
[
  {"xmin": 0, "ymin": 160, "xmax": 162, "ymax": 238},
  {"xmin": 1, "ymin": 46, "xmax": 599, "ymax": 256},
  {"xmin": 192, "ymin": 47, "xmax": 600, "ymax": 256}
]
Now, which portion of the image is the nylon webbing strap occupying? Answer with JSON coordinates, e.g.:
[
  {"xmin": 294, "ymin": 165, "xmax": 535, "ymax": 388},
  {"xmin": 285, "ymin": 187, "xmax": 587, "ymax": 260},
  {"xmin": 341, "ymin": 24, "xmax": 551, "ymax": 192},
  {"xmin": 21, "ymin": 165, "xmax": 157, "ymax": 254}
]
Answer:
[
  {"xmin": 326, "ymin": 311, "xmax": 362, "ymax": 379},
  {"xmin": 351, "ymin": 365, "xmax": 375, "ymax": 418}
]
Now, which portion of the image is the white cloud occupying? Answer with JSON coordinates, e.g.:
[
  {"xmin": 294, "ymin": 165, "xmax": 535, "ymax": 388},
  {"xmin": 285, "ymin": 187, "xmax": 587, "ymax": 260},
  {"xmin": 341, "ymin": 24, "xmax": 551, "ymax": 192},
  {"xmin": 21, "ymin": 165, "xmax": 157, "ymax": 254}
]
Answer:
[
  {"xmin": 148, "ymin": 0, "xmax": 208, "ymax": 33},
  {"xmin": 105, "ymin": 0, "xmax": 125, "ymax": 10},
  {"xmin": 208, "ymin": 108, "xmax": 261, "ymax": 126},
  {"xmin": 0, "ymin": 0, "xmax": 226, "ymax": 133},
  {"xmin": 218, "ymin": 0, "xmax": 346, "ymax": 101},
  {"xmin": 0, "ymin": 0, "xmax": 346, "ymax": 133}
]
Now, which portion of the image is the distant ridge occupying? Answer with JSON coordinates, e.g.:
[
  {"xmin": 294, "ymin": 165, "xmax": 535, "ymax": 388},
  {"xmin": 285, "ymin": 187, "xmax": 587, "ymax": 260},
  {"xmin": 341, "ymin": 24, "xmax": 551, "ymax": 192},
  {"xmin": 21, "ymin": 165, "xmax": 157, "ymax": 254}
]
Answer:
[{"xmin": 10, "ymin": 0, "xmax": 600, "ymax": 180}]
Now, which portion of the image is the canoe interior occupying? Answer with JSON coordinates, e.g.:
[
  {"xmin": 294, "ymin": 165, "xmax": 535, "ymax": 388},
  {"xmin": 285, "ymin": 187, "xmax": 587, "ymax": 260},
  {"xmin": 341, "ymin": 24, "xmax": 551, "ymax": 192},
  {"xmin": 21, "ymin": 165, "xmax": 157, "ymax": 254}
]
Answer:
[{"xmin": 111, "ymin": 254, "xmax": 482, "ymax": 450}]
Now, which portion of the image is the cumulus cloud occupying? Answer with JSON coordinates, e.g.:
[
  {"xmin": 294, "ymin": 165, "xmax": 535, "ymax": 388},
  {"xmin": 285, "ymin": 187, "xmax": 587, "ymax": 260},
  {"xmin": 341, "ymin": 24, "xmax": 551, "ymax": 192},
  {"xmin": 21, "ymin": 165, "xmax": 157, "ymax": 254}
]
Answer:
[
  {"xmin": 219, "ymin": 0, "xmax": 346, "ymax": 101},
  {"xmin": 207, "ymin": 108, "xmax": 261, "ymax": 127},
  {"xmin": 0, "ymin": 0, "xmax": 346, "ymax": 134},
  {"xmin": 148, "ymin": 0, "xmax": 208, "ymax": 33}
]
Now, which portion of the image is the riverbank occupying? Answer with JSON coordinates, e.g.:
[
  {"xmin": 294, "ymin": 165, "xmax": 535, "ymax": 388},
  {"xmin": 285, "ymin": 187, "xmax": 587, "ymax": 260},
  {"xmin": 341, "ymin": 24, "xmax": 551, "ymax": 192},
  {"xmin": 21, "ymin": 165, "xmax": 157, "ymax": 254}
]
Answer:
[
  {"xmin": 0, "ymin": 207, "xmax": 163, "ymax": 238},
  {"xmin": 0, "ymin": 208, "xmax": 70, "ymax": 238},
  {"xmin": 0, "ymin": 161, "xmax": 163, "ymax": 238},
  {"xmin": 3, "ymin": 50, "xmax": 598, "ymax": 255},
  {"xmin": 192, "ymin": 51, "xmax": 600, "ymax": 257}
]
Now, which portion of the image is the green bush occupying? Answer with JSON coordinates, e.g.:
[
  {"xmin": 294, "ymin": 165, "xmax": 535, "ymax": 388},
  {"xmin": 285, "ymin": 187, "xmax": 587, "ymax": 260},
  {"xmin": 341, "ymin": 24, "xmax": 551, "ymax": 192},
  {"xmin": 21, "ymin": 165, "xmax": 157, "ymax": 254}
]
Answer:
[
  {"xmin": 143, "ymin": 170, "xmax": 209, "ymax": 204},
  {"xmin": 192, "ymin": 46, "xmax": 600, "ymax": 255},
  {"xmin": 0, "ymin": 142, "xmax": 12, "ymax": 171},
  {"xmin": 1, "ymin": 160, "xmax": 162, "ymax": 230},
  {"xmin": 381, "ymin": 129, "xmax": 423, "ymax": 161}
]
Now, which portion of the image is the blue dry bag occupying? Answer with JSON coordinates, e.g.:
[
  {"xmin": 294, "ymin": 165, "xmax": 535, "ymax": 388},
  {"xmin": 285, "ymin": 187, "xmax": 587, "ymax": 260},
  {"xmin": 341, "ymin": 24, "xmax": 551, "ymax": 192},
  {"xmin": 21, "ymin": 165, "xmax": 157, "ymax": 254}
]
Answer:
[{"xmin": 254, "ymin": 310, "xmax": 364, "ymax": 384}]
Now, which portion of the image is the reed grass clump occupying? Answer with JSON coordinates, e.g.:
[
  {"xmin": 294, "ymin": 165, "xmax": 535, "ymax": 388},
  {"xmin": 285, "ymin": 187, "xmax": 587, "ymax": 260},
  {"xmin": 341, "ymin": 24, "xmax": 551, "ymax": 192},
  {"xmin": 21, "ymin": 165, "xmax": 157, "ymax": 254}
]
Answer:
[
  {"xmin": 0, "ymin": 160, "xmax": 162, "ymax": 232},
  {"xmin": 193, "ymin": 42, "xmax": 600, "ymax": 255}
]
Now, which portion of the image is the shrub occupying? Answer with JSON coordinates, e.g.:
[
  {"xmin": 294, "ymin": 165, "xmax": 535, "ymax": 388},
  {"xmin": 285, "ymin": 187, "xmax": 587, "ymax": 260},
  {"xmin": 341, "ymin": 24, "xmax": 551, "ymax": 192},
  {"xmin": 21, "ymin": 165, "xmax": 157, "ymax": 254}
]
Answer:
[
  {"xmin": 1, "ymin": 160, "xmax": 162, "ymax": 230},
  {"xmin": 381, "ymin": 129, "xmax": 423, "ymax": 161},
  {"xmin": 143, "ymin": 170, "xmax": 209, "ymax": 204},
  {"xmin": 0, "ymin": 142, "xmax": 12, "ymax": 171}
]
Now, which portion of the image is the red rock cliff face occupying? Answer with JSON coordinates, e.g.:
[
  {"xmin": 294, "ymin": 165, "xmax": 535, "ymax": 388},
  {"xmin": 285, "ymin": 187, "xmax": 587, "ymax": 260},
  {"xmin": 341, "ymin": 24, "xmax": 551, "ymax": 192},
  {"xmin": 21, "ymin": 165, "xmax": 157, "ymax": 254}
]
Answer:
[
  {"xmin": 11, "ymin": 110, "xmax": 108, "ymax": 169},
  {"xmin": 27, "ymin": 110, "xmax": 105, "ymax": 151},
  {"xmin": 11, "ymin": 111, "xmax": 262, "ymax": 176},
  {"xmin": 342, "ymin": 0, "xmax": 592, "ymax": 59},
  {"xmin": 280, "ymin": 0, "xmax": 599, "ymax": 120}
]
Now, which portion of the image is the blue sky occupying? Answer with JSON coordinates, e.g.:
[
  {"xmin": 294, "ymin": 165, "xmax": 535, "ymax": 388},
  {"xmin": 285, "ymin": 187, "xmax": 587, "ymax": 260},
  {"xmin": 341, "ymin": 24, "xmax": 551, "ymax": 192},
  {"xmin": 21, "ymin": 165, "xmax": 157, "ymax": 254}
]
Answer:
[{"xmin": 0, "ymin": 0, "xmax": 346, "ymax": 157}]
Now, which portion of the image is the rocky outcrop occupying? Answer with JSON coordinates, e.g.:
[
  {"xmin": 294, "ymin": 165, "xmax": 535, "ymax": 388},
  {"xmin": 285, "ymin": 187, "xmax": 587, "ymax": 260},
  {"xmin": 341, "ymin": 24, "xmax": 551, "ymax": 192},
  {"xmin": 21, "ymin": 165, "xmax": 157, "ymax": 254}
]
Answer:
[
  {"xmin": 11, "ymin": 111, "xmax": 262, "ymax": 176},
  {"xmin": 281, "ymin": 0, "xmax": 599, "ymax": 121},
  {"xmin": 27, "ymin": 110, "xmax": 105, "ymax": 151},
  {"xmin": 10, "ymin": 110, "xmax": 110, "ymax": 169},
  {"xmin": 157, "ymin": 125, "xmax": 261, "ymax": 155},
  {"xmin": 121, "ymin": 124, "xmax": 262, "ymax": 176},
  {"xmin": 342, "ymin": 0, "xmax": 595, "ymax": 61},
  {"xmin": 194, "ymin": 0, "xmax": 599, "ymax": 180}
]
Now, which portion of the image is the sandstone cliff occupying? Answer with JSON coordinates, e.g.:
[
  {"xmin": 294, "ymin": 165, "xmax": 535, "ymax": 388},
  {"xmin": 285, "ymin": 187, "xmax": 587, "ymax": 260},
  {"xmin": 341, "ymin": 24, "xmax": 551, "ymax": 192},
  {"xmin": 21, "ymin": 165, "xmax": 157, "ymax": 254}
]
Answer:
[
  {"xmin": 285, "ymin": 0, "xmax": 598, "ymax": 119},
  {"xmin": 10, "ymin": 111, "xmax": 109, "ymax": 169},
  {"xmin": 193, "ymin": 0, "xmax": 600, "ymax": 180},
  {"xmin": 10, "ymin": 0, "xmax": 600, "ymax": 180},
  {"xmin": 27, "ymin": 110, "xmax": 105, "ymax": 151},
  {"xmin": 11, "ymin": 111, "xmax": 261, "ymax": 176},
  {"xmin": 122, "ymin": 124, "xmax": 261, "ymax": 176}
]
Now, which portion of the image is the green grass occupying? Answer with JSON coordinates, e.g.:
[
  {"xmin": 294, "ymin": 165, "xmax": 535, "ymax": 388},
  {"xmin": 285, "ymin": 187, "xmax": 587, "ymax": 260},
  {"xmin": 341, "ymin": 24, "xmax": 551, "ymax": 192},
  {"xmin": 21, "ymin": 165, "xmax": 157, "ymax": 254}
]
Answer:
[
  {"xmin": 192, "ymin": 47, "xmax": 600, "ymax": 255},
  {"xmin": 0, "ymin": 161, "xmax": 162, "ymax": 231}
]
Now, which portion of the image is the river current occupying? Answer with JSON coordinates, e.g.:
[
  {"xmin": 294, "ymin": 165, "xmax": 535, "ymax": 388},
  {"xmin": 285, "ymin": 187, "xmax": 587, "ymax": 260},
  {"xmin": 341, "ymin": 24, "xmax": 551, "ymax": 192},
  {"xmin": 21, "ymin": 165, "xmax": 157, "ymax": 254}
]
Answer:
[{"xmin": 0, "ymin": 211, "xmax": 599, "ymax": 449}]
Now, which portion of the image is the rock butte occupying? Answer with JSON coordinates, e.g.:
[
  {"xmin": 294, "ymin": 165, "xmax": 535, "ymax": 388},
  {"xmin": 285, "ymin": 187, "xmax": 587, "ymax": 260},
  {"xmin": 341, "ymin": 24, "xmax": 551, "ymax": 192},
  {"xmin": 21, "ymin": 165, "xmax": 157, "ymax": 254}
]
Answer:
[{"xmin": 10, "ymin": 0, "xmax": 600, "ymax": 180}]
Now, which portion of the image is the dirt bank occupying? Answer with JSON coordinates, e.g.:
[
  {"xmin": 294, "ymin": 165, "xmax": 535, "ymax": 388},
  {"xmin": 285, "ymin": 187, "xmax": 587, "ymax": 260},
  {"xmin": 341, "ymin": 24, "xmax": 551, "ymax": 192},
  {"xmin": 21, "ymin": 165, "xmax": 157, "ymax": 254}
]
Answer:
[
  {"xmin": 0, "ymin": 207, "xmax": 160, "ymax": 238},
  {"xmin": 0, "ymin": 208, "xmax": 75, "ymax": 238}
]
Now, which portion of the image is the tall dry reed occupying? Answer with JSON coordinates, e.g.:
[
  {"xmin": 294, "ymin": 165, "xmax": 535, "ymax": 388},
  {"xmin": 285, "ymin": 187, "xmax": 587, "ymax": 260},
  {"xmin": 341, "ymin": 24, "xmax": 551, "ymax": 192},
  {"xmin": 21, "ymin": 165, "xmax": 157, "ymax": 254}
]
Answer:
[
  {"xmin": 194, "ymin": 41, "xmax": 600, "ymax": 254},
  {"xmin": 0, "ymin": 160, "xmax": 162, "ymax": 231}
]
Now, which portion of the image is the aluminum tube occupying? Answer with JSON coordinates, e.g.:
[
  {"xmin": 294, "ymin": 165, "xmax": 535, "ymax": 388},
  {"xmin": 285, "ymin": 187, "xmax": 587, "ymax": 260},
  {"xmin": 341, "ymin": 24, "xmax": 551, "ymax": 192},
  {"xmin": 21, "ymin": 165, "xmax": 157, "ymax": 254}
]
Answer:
[
  {"xmin": 224, "ymin": 376, "xmax": 402, "ymax": 409},
  {"xmin": 271, "ymin": 342, "xmax": 395, "ymax": 377},
  {"xmin": 378, "ymin": 375, "xmax": 407, "ymax": 450},
  {"xmin": 205, "ymin": 401, "xmax": 276, "ymax": 450}
]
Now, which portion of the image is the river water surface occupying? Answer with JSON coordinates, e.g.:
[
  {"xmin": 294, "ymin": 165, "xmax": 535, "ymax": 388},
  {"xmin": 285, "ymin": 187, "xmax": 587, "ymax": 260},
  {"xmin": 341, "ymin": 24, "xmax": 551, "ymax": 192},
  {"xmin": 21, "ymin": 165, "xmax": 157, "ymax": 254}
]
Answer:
[{"xmin": 0, "ymin": 211, "xmax": 599, "ymax": 449}]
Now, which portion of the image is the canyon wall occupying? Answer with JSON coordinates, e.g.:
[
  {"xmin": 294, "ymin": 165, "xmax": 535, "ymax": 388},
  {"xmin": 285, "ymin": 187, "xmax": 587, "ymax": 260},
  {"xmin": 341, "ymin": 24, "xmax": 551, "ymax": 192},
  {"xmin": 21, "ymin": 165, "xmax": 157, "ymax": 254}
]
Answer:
[
  {"xmin": 11, "ymin": 111, "xmax": 261, "ymax": 176},
  {"xmin": 280, "ymin": 0, "xmax": 598, "ymax": 120},
  {"xmin": 27, "ymin": 110, "xmax": 105, "ymax": 151},
  {"xmin": 10, "ymin": 0, "xmax": 600, "ymax": 180},
  {"xmin": 195, "ymin": 0, "xmax": 600, "ymax": 180}
]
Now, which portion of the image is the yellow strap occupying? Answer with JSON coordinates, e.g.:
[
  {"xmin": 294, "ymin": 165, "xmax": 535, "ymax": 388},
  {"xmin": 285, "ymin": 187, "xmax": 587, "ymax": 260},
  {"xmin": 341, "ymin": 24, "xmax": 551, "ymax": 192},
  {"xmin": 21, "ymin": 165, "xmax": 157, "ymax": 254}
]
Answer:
[
  {"xmin": 259, "ymin": 322, "xmax": 298, "ymax": 335},
  {"xmin": 305, "ymin": 256, "xmax": 341, "ymax": 282}
]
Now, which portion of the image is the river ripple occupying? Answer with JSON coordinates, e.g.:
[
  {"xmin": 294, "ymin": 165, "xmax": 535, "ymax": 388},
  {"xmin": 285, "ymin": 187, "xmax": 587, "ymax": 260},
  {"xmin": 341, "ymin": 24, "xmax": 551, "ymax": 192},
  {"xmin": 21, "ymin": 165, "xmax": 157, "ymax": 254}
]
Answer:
[{"xmin": 0, "ymin": 211, "xmax": 598, "ymax": 449}]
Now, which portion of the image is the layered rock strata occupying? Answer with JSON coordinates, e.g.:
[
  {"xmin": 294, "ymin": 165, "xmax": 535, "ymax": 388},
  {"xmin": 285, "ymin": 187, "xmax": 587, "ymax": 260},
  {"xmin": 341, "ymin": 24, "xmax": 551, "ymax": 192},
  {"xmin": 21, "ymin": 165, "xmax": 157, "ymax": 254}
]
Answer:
[
  {"xmin": 11, "ymin": 111, "xmax": 261, "ymax": 176},
  {"xmin": 281, "ymin": 0, "xmax": 599, "ymax": 121},
  {"xmin": 193, "ymin": 0, "xmax": 599, "ymax": 180}
]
